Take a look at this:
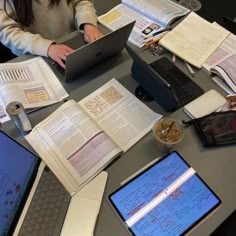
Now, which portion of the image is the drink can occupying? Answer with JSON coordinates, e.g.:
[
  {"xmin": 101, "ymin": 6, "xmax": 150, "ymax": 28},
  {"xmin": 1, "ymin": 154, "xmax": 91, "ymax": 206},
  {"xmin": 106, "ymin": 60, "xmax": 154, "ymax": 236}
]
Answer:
[{"xmin": 6, "ymin": 101, "xmax": 32, "ymax": 133}]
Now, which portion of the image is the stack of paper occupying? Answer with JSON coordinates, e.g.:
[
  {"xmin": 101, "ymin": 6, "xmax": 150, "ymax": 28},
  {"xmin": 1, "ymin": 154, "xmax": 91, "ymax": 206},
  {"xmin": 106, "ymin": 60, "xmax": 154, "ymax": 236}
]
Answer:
[{"xmin": 159, "ymin": 12, "xmax": 230, "ymax": 68}]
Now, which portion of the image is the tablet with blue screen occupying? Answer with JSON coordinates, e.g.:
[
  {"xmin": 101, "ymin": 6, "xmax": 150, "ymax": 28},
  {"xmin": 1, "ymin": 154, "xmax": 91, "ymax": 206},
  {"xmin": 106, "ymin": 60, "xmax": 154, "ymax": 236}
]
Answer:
[
  {"xmin": 0, "ymin": 130, "xmax": 39, "ymax": 235},
  {"xmin": 108, "ymin": 151, "xmax": 221, "ymax": 236}
]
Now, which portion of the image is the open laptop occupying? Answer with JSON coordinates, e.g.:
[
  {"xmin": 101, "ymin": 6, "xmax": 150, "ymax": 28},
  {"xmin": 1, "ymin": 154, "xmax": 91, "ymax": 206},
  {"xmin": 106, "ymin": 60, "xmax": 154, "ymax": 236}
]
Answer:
[
  {"xmin": 52, "ymin": 21, "xmax": 135, "ymax": 82},
  {"xmin": 0, "ymin": 130, "xmax": 108, "ymax": 236}
]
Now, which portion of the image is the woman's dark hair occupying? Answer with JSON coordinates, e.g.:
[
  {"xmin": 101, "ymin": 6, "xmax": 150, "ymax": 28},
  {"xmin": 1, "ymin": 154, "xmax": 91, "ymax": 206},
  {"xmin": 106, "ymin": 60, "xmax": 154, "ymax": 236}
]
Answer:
[{"xmin": 4, "ymin": 0, "xmax": 72, "ymax": 27}]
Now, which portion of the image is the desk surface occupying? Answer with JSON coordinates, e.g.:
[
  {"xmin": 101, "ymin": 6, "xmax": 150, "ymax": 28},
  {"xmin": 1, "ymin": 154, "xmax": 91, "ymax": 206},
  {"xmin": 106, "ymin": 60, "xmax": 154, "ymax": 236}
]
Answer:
[
  {"xmin": 5, "ymin": 47, "xmax": 235, "ymax": 236},
  {"xmin": 2, "ymin": 1, "xmax": 236, "ymax": 235}
]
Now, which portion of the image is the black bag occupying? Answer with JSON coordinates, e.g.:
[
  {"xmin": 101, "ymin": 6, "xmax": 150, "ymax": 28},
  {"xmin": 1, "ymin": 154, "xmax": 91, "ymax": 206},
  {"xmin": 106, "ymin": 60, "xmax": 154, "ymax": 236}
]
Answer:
[{"xmin": 185, "ymin": 111, "xmax": 236, "ymax": 147}]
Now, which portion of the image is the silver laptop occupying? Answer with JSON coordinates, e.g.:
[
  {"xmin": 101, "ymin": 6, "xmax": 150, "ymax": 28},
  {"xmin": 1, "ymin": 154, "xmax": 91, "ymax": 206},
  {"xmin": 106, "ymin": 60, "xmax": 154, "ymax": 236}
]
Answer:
[
  {"xmin": 53, "ymin": 21, "xmax": 135, "ymax": 82},
  {"xmin": 0, "ymin": 130, "xmax": 108, "ymax": 236}
]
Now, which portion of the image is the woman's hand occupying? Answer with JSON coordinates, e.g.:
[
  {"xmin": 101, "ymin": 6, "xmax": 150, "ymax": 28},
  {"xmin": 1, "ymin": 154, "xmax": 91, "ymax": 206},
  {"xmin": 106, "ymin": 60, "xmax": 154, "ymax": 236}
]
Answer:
[
  {"xmin": 83, "ymin": 24, "xmax": 104, "ymax": 43},
  {"xmin": 47, "ymin": 44, "xmax": 74, "ymax": 69}
]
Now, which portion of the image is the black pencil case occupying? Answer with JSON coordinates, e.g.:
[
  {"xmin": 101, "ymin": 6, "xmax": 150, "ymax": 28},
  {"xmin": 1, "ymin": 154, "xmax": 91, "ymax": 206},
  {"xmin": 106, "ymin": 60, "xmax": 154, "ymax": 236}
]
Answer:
[{"xmin": 185, "ymin": 111, "xmax": 236, "ymax": 147}]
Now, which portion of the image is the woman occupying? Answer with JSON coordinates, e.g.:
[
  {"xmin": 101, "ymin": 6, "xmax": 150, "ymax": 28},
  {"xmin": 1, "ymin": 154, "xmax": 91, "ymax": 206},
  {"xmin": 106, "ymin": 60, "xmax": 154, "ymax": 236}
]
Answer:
[{"xmin": 0, "ymin": 0, "xmax": 103, "ymax": 68}]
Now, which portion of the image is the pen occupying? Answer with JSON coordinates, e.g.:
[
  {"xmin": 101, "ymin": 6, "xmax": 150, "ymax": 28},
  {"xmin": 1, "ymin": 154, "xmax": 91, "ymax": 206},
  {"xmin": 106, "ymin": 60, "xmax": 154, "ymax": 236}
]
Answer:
[
  {"xmin": 152, "ymin": 26, "xmax": 172, "ymax": 37},
  {"xmin": 26, "ymin": 99, "xmax": 68, "ymax": 114},
  {"xmin": 184, "ymin": 61, "xmax": 195, "ymax": 77},
  {"xmin": 172, "ymin": 54, "xmax": 176, "ymax": 63},
  {"xmin": 143, "ymin": 31, "xmax": 169, "ymax": 47},
  {"xmin": 144, "ymin": 36, "xmax": 163, "ymax": 47}
]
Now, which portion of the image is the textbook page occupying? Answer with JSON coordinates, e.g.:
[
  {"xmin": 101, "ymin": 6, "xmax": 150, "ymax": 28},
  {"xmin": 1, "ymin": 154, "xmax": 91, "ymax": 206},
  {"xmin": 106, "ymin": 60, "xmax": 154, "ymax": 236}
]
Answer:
[
  {"xmin": 203, "ymin": 29, "xmax": 236, "ymax": 72},
  {"xmin": 212, "ymin": 76, "xmax": 235, "ymax": 95},
  {"xmin": 98, "ymin": 0, "xmax": 189, "ymax": 48},
  {"xmin": 159, "ymin": 12, "xmax": 230, "ymax": 68},
  {"xmin": 79, "ymin": 78, "xmax": 162, "ymax": 152},
  {"xmin": 122, "ymin": 0, "xmax": 190, "ymax": 26},
  {"xmin": 0, "ymin": 57, "xmax": 68, "ymax": 111},
  {"xmin": 98, "ymin": 4, "xmax": 165, "ymax": 48},
  {"xmin": 210, "ymin": 54, "xmax": 236, "ymax": 93},
  {"xmin": 26, "ymin": 100, "xmax": 121, "ymax": 195}
]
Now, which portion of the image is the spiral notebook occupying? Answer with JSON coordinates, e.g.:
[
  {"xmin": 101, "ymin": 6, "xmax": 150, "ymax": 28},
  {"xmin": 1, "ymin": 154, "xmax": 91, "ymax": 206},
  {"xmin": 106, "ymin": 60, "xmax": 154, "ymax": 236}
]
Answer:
[{"xmin": 183, "ymin": 89, "xmax": 226, "ymax": 118}]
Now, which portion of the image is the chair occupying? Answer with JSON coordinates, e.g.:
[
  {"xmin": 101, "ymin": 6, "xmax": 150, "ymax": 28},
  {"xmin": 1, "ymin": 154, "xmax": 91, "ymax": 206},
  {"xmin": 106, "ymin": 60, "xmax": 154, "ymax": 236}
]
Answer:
[
  {"xmin": 223, "ymin": 17, "xmax": 236, "ymax": 34},
  {"xmin": 0, "ymin": 42, "xmax": 16, "ymax": 62}
]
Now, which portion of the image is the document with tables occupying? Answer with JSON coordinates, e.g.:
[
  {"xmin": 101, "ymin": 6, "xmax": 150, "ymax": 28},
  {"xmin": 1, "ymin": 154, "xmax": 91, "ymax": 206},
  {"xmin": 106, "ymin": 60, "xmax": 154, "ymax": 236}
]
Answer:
[
  {"xmin": 25, "ymin": 78, "xmax": 162, "ymax": 195},
  {"xmin": 98, "ymin": 0, "xmax": 189, "ymax": 48},
  {"xmin": 0, "ymin": 57, "xmax": 68, "ymax": 124},
  {"xmin": 159, "ymin": 12, "xmax": 230, "ymax": 68}
]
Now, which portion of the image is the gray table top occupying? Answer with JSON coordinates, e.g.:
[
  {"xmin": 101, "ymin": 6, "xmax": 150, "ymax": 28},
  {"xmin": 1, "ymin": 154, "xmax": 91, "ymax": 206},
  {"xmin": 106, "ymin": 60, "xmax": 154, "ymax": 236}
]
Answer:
[
  {"xmin": 4, "ymin": 44, "xmax": 235, "ymax": 236},
  {"xmin": 2, "ymin": 1, "xmax": 235, "ymax": 235}
]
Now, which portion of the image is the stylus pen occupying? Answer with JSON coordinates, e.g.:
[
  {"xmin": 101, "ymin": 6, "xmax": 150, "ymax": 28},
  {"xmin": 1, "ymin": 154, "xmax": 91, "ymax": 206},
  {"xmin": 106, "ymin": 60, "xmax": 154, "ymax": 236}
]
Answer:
[
  {"xmin": 184, "ymin": 61, "xmax": 195, "ymax": 77},
  {"xmin": 152, "ymin": 26, "xmax": 172, "ymax": 36},
  {"xmin": 144, "ymin": 31, "xmax": 169, "ymax": 47},
  {"xmin": 172, "ymin": 54, "xmax": 176, "ymax": 63},
  {"xmin": 26, "ymin": 99, "xmax": 68, "ymax": 114},
  {"xmin": 144, "ymin": 36, "xmax": 163, "ymax": 47}
]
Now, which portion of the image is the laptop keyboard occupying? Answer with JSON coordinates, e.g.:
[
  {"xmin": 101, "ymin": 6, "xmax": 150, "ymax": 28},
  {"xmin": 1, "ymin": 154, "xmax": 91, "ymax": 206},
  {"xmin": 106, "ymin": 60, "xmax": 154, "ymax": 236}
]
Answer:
[
  {"xmin": 52, "ymin": 62, "xmax": 65, "ymax": 76},
  {"xmin": 18, "ymin": 168, "xmax": 71, "ymax": 236},
  {"xmin": 150, "ymin": 57, "xmax": 204, "ymax": 108}
]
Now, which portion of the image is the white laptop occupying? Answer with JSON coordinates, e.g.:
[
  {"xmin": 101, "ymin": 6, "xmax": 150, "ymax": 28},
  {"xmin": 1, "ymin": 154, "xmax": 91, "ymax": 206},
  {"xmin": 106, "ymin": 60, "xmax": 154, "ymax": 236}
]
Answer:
[
  {"xmin": 51, "ymin": 21, "xmax": 135, "ymax": 82},
  {"xmin": 0, "ymin": 130, "xmax": 107, "ymax": 236}
]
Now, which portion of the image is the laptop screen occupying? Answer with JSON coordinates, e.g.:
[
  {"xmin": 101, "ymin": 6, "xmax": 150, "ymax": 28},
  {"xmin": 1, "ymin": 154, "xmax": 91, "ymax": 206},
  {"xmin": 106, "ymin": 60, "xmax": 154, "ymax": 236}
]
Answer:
[
  {"xmin": 0, "ymin": 131, "xmax": 39, "ymax": 236},
  {"xmin": 108, "ymin": 151, "xmax": 221, "ymax": 236}
]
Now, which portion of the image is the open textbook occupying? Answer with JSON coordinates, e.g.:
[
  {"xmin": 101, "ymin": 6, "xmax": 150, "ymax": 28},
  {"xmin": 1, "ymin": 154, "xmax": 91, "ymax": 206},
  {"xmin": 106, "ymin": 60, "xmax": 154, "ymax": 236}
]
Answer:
[
  {"xmin": 210, "ymin": 54, "xmax": 236, "ymax": 93},
  {"xmin": 159, "ymin": 12, "xmax": 230, "ymax": 68},
  {"xmin": 25, "ymin": 78, "xmax": 162, "ymax": 195},
  {"xmin": 203, "ymin": 23, "xmax": 236, "ymax": 72},
  {"xmin": 98, "ymin": 0, "xmax": 190, "ymax": 48},
  {"xmin": 201, "ymin": 24, "xmax": 236, "ymax": 94},
  {"xmin": 212, "ymin": 76, "xmax": 234, "ymax": 95},
  {"xmin": 0, "ymin": 57, "xmax": 68, "ymax": 123}
]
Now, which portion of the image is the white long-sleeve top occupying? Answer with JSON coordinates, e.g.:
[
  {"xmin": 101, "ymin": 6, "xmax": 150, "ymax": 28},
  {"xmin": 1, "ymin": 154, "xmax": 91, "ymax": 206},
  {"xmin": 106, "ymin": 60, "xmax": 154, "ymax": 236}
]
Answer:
[{"xmin": 0, "ymin": 0, "xmax": 97, "ymax": 57}]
